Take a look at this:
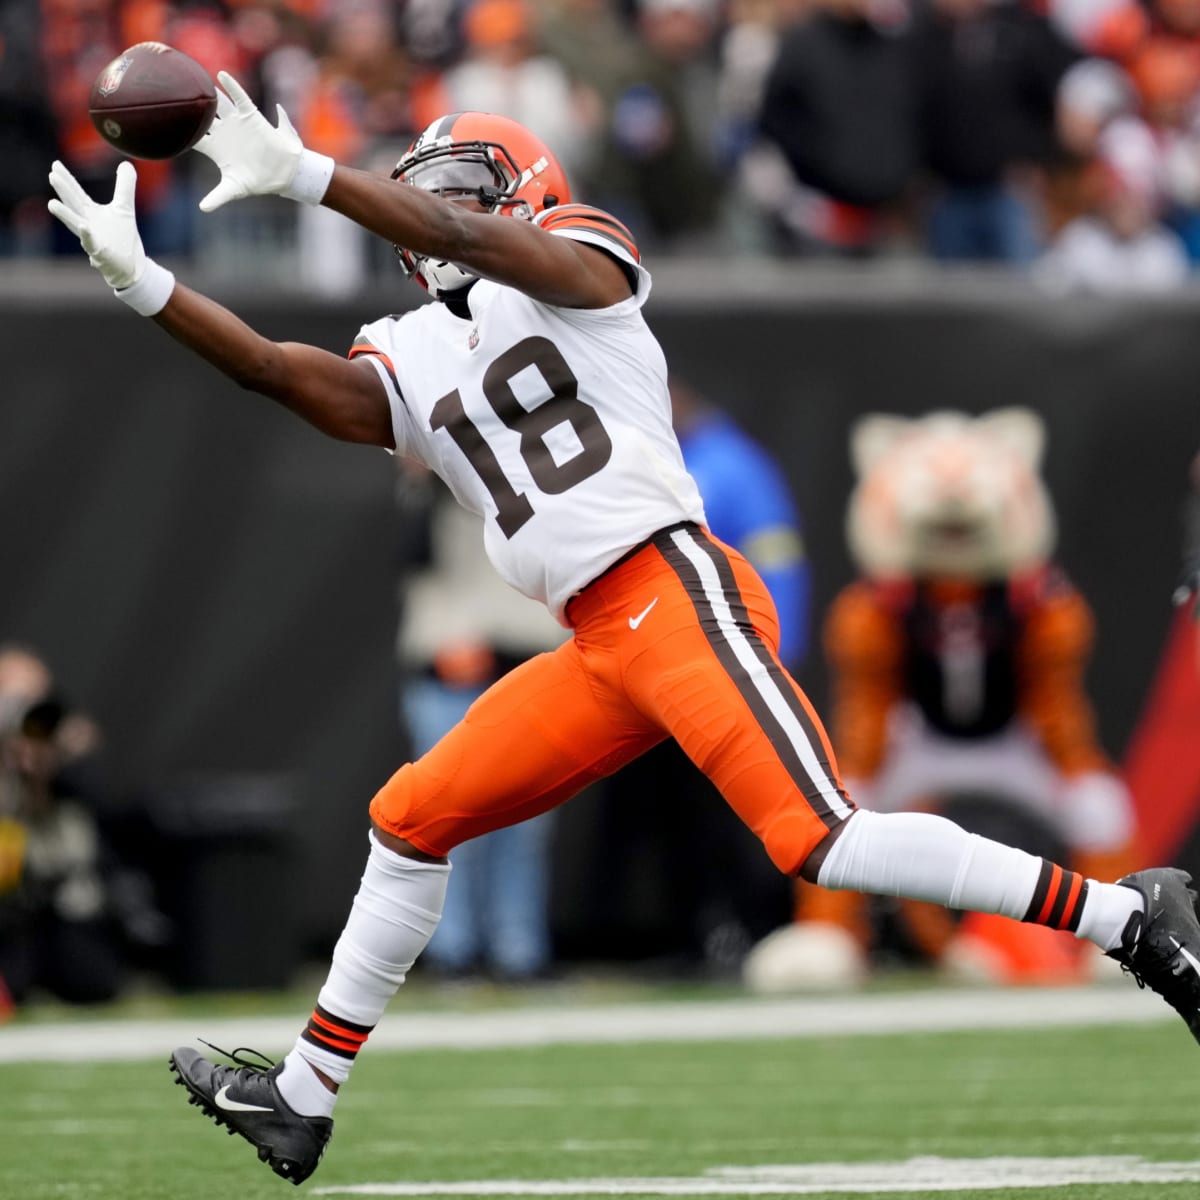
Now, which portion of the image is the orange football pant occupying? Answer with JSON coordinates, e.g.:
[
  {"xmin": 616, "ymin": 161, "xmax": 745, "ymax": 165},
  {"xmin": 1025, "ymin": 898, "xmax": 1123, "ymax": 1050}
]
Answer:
[{"xmin": 371, "ymin": 523, "xmax": 854, "ymax": 875}]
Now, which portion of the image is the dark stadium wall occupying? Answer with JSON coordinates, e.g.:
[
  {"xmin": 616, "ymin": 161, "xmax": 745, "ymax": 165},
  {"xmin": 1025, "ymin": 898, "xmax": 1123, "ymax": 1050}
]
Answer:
[
  {"xmin": 2, "ymin": 289, "xmax": 1197, "ymax": 962},
  {"xmin": 1, "ymin": 299, "xmax": 403, "ymax": 959}
]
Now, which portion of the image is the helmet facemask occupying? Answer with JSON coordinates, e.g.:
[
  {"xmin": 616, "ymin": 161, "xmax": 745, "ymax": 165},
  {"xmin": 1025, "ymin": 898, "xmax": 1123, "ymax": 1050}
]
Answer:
[{"xmin": 390, "ymin": 139, "xmax": 539, "ymax": 299}]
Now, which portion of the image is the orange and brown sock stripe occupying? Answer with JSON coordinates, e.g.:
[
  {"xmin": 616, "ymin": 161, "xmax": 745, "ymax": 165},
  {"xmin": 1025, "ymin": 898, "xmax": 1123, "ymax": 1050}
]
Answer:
[
  {"xmin": 1021, "ymin": 859, "xmax": 1090, "ymax": 933},
  {"xmin": 300, "ymin": 1003, "xmax": 374, "ymax": 1061}
]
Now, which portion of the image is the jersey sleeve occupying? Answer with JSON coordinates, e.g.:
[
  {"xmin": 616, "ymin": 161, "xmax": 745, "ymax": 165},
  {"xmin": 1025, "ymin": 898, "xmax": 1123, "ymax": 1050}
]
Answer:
[
  {"xmin": 348, "ymin": 319, "xmax": 417, "ymax": 456},
  {"xmin": 533, "ymin": 204, "xmax": 651, "ymax": 306}
]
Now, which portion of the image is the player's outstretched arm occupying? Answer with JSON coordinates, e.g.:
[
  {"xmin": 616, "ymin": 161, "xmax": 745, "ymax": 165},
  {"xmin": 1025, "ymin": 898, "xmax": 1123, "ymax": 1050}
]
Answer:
[
  {"xmin": 47, "ymin": 160, "xmax": 393, "ymax": 448},
  {"xmin": 153, "ymin": 285, "xmax": 393, "ymax": 445},
  {"xmin": 193, "ymin": 72, "xmax": 629, "ymax": 309},
  {"xmin": 321, "ymin": 165, "xmax": 631, "ymax": 309}
]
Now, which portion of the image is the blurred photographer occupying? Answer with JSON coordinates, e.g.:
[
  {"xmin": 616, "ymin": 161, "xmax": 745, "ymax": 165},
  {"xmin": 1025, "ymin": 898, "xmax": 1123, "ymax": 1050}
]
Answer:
[
  {"xmin": 0, "ymin": 660, "xmax": 170, "ymax": 1007},
  {"xmin": 0, "ymin": 695, "xmax": 124, "ymax": 1005}
]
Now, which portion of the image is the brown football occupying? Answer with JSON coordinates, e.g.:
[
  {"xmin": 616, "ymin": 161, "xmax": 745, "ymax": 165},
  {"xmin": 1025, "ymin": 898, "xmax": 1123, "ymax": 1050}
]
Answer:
[{"xmin": 89, "ymin": 42, "xmax": 217, "ymax": 160}]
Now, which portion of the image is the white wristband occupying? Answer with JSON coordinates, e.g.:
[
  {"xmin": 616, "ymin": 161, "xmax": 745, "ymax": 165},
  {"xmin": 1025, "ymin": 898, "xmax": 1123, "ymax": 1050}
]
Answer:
[
  {"xmin": 282, "ymin": 149, "xmax": 335, "ymax": 206},
  {"xmin": 114, "ymin": 260, "xmax": 175, "ymax": 316}
]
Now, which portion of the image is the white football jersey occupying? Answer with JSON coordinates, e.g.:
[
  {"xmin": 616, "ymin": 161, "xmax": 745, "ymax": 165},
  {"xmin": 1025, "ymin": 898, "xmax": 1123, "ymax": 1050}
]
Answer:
[{"xmin": 351, "ymin": 206, "xmax": 706, "ymax": 622}]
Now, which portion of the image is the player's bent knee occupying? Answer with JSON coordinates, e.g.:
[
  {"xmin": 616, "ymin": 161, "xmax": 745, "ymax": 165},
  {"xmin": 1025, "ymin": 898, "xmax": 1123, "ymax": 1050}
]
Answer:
[
  {"xmin": 794, "ymin": 819, "xmax": 853, "ymax": 884},
  {"xmin": 369, "ymin": 821, "xmax": 446, "ymax": 864},
  {"xmin": 369, "ymin": 764, "xmax": 449, "ymax": 861}
]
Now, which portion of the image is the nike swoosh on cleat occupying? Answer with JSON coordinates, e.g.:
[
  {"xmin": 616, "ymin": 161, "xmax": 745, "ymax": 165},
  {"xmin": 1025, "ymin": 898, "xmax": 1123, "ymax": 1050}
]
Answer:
[
  {"xmin": 1168, "ymin": 935, "xmax": 1200, "ymax": 995},
  {"xmin": 214, "ymin": 1084, "xmax": 274, "ymax": 1113},
  {"xmin": 628, "ymin": 597, "xmax": 659, "ymax": 630}
]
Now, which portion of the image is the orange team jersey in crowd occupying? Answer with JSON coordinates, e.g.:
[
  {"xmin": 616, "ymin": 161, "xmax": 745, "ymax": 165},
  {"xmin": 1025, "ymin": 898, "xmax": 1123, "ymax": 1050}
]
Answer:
[{"xmin": 350, "ymin": 205, "xmax": 855, "ymax": 866}]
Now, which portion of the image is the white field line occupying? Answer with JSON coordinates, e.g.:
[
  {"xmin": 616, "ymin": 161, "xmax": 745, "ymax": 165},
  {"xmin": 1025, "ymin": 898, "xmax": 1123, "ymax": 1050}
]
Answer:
[
  {"xmin": 310, "ymin": 1157, "xmax": 1200, "ymax": 1196},
  {"xmin": 0, "ymin": 982, "xmax": 1172, "ymax": 1064}
]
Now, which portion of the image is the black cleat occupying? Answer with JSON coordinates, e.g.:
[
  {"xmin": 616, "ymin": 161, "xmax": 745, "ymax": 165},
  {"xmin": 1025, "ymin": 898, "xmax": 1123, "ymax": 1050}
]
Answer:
[
  {"xmin": 169, "ymin": 1043, "xmax": 332, "ymax": 1185},
  {"xmin": 1108, "ymin": 867, "xmax": 1200, "ymax": 1044}
]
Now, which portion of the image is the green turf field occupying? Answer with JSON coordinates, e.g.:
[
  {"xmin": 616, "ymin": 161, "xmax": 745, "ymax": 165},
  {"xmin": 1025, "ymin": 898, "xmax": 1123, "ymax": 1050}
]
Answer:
[{"xmin": 2, "ymin": 992, "xmax": 1199, "ymax": 1199}]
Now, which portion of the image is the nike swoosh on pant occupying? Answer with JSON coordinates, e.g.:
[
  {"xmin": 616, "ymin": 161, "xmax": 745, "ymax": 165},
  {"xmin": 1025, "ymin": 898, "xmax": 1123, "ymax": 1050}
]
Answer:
[{"xmin": 629, "ymin": 598, "xmax": 659, "ymax": 629}]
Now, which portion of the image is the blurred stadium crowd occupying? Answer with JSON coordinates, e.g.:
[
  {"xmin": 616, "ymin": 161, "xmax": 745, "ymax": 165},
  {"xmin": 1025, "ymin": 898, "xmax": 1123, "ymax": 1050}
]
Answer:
[{"xmin": 7, "ymin": 0, "xmax": 1200, "ymax": 288}]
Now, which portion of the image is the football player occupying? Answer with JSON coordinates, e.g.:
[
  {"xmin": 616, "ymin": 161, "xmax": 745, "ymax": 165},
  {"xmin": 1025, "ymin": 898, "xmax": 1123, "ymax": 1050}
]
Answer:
[{"xmin": 48, "ymin": 73, "xmax": 1200, "ymax": 1186}]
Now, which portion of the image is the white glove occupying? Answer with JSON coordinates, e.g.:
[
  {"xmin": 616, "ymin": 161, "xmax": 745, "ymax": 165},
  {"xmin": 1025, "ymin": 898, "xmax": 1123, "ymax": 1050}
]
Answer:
[
  {"xmin": 47, "ymin": 159, "xmax": 174, "ymax": 315},
  {"xmin": 193, "ymin": 71, "xmax": 334, "ymax": 211},
  {"xmin": 48, "ymin": 159, "xmax": 145, "ymax": 289}
]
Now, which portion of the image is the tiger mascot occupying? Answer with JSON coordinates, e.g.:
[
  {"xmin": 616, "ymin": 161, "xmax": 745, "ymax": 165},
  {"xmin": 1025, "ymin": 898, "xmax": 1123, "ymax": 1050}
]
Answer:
[{"xmin": 743, "ymin": 408, "xmax": 1138, "ymax": 990}]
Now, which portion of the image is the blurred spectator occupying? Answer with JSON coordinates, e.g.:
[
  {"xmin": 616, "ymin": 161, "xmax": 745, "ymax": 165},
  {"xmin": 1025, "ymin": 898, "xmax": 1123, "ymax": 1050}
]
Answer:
[
  {"xmin": 0, "ymin": 692, "xmax": 123, "ymax": 1006},
  {"xmin": 0, "ymin": 642, "xmax": 103, "ymax": 787},
  {"xmin": 755, "ymin": 0, "xmax": 919, "ymax": 255},
  {"xmin": 743, "ymin": 409, "xmax": 1137, "ymax": 991},
  {"xmin": 400, "ymin": 0, "xmax": 466, "ymax": 68},
  {"xmin": 619, "ymin": 0, "xmax": 724, "ymax": 247},
  {"xmin": 1154, "ymin": 0, "xmax": 1200, "ymax": 39},
  {"xmin": 290, "ymin": 1, "xmax": 417, "ymax": 294},
  {"xmin": 913, "ymin": 0, "xmax": 1077, "ymax": 263},
  {"xmin": 434, "ymin": 0, "xmax": 588, "ymax": 182},
  {"xmin": 637, "ymin": 0, "xmax": 723, "ymax": 153},
  {"xmin": 717, "ymin": 0, "xmax": 789, "ymax": 250},
  {"xmin": 1041, "ymin": 57, "xmax": 1137, "ymax": 235},
  {"xmin": 671, "ymin": 378, "xmax": 811, "ymax": 669},
  {"xmin": 539, "ymin": 0, "xmax": 640, "ymax": 189},
  {"xmin": 1036, "ymin": 118, "xmax": 1190, "ymax": 291},
  {"xmin": 591, "ymin": 380, "xmax": 810, "ymax": 975},
  {"xmin": 541, "ymin": 0, "xmax": 722, "ymax": 248},
  {"xmin": 717, "ymin": 0, "xmax": 816, "ymax": 253},
  {"xmin": 396, "ymin": 468, "xmax": 567, "ymax": 982},
  {"xmin": 0, "ymin": 644, "xmax": 53, "ymax": 734},
  {"xmin": 0, "ymin": 0, "xmax": 57, "ymax": 256},
  {"xmin": 234, "ymin": 1, "xmax": 321, "ymax": 118},
  {"xmin": 18, "ymin": 0, "xmax": 1200, "ymax": 272},
  {"xmin": 997, "ymin": 0, "xmax": 1200, "ymax": 262},
  {"xmin": 718, "ymin": 0, "xmax": 796, "ymax": 161},
  {"xmin": 145, "ymin": 1, "xmax": 254, "ymax": 256},
  {"xmin": 1125, "ymin": 36, "xmax": 1200, "ymax": 259},
  {"xmin": 0, "ymin": 645, "xmax": 169, "ymax": 1009},
  {"xmin": 1055, "ymin": 56, "xmax": 1137, "ymax": 158},
  {"xmin": 36, "ymin": 0, "xmax": 187, "ymax": 255},
  {"xmin": 171, "ymin": 0, "xmax": 248, "ymax": 81},
  {"xmin": 295, "ymin": 1, "xmax": 413, "ymax": 163},
  {"xmin": 1048, "ymin": 0, "xmax": 1147, "ymax": 58}
]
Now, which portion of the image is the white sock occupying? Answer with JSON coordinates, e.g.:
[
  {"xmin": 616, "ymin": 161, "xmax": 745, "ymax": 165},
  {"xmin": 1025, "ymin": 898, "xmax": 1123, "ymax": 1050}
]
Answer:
[
  {"xmin": 277, "ymin": 1051, "xmax": 338, "ymax": 1118},
  {"xmin": 291, "ymin": 832, "xmax": 450, "ymax": 1096},
  {"xmin": 1074, "ymin": 881, "xmax": 1143, "ymax": 951},
  {"xmin": 816, "ymin": 809, "xmax": 1043, "ymax": 917},
  {"xmin": 815, "ymin": 809, "xmax": 1144, "ymax": 952}
]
